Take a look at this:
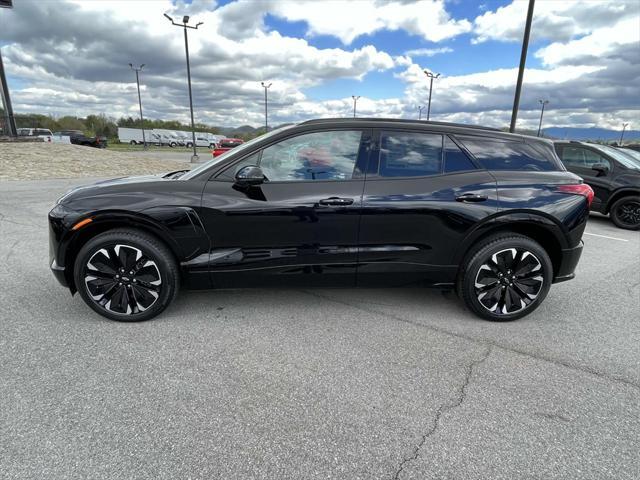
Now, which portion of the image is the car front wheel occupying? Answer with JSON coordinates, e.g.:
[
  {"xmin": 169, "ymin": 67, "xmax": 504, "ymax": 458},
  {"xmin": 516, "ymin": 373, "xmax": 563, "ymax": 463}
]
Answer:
[
  {"xmin": 610, "ymin": 196, "xmax": 640, "ymax": 230},
  {"xmin": 73, "ymin": 229, "xmax": 179, "ymax": 322},
  {"xmin": 458, "ymin": 234, "xmax": 552, "ymax": 321}
]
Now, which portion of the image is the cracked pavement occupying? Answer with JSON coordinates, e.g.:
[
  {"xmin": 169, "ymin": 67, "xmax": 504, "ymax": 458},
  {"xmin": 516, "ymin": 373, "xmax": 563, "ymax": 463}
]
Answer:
[{"xmin": 1, "ymin": 179, "xmax": 639, "ymax": 479}]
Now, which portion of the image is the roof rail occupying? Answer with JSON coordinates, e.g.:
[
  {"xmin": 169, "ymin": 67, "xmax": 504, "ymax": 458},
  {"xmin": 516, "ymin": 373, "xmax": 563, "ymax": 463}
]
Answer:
[{"xmin": 298, "ymin": 117, "xmax": 502, "ymax": 132}]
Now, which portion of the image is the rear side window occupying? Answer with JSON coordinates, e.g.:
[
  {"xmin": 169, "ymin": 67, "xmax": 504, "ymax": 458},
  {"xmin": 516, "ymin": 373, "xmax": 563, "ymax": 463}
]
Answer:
[
  {"xmin": 444, "ymin": 137, "xmax": 476, "ymax": 172},
  {"xmin": 378, "ymin": 131, "xmax": 442, "ymax": 177},
  {"xmin": 458, "ymin": 136, "xmax": 556, "ymax": 171}
]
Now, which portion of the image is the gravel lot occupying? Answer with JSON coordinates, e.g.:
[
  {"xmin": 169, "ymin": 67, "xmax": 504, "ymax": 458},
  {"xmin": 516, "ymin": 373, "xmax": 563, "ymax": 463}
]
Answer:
[
  {"xmin": 0, "ymin": 143, "xmax": 190, "ymax": 180},
  {"xmin": 1, "ymin": 178, "xmax": 639, "ymax": 480}
]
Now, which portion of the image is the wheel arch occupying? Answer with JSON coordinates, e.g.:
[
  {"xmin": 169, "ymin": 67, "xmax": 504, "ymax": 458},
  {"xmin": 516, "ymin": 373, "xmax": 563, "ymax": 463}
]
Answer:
[
  {"xmin": 62, "ymin": 212, "xmax": 183, "ymax": 293},
  {"xmin": 604, "ymin": 188, "xmax": 640, "ymax": 214},
  {"xmin": 454, "ymin": 213, "xmax": 566, "ymax": 279}
]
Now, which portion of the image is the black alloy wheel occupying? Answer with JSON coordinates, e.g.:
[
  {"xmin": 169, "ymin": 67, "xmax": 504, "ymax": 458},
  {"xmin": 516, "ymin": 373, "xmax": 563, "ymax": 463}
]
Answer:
[
  {"xmin": 74, "ymin": 229, "xmax": 179, "ymax": 322},
  {"xmin": 459, "ymin": 234, "xmax": 552, "ymax": 321},
  {"xmin": 610, "ymin": 196, "xmax": 640, "ymax": 230}
]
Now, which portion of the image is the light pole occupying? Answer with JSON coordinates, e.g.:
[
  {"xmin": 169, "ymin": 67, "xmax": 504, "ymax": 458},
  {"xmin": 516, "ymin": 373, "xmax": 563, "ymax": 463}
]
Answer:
[
  {"xmin": 352, "ymin": 95, "xmax": 360, "ymax": 118},
  {"xmin": 129, "ymin": 63, "xmax": 147, "ymax": 149},
  {"xmin": 620, "ymin": 122, "xmax": 629, "ymax": 145},
  {"xmin": 417, "ymin": 105, "xmax": 425, "ymax": 120},
  {"xmin": 261, "ymin": 82, "xmax": 272, "ymax": 132},
  {"xmin": 0, "ymin": 1, "xmax": 16, "ymax": 136},
  {"xmin": 423, "ymin": 70, "xmax": 440, "ymax": 121},
  {"xmin": 537, "ymin": 99, "xmax": 549, "ymax": 137},
  {"xmin": 509, "ymin": 0, "xmax": 535, "ymax": 133},
  {"xmin": 164, "ymin": 13, "xmax": 202, "ymax": 162}
]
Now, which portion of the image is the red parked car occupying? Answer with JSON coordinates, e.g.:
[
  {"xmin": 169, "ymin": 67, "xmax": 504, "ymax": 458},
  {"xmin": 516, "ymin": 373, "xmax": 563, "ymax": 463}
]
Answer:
[{"xmin": 212, "ymin": 138, "xmax": 244, "ymax": 157}]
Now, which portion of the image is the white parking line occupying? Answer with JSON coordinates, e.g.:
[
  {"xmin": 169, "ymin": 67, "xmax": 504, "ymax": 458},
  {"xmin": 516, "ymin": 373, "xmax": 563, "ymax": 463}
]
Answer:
[{"xmin": 583, "ymin": 232, "xmax": 629, "ymax": 242}]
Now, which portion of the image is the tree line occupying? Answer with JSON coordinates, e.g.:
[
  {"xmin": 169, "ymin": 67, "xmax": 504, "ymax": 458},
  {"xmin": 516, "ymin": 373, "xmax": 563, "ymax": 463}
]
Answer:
[{"xmin": 8, "ymin": 113, "xmax": 225, "ymax": 140}]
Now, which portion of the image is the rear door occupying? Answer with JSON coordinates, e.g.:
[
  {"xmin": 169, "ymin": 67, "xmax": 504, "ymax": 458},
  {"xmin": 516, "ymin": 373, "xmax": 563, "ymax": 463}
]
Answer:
[
  {"xmin": 555, "ymin": 144, "xmax": 613, "ymax": 210},
  {"xmin": 357, "ymin": 130, "xmax": 498, "ymax": 287}
]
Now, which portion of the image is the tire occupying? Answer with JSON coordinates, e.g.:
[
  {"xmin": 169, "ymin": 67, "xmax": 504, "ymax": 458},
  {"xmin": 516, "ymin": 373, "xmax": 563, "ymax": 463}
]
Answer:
[
  {"xmin": 129, "ymin": 140, "xmax": 137, "ymax": 145},
  {"xmin": 73, "ymin": 229, "xmax": 179, "ymax": 322},
  {"xmin": 609, "ymin": 196, "xmax": 640, "ymax": 230},
  {"xmin": 209, "ymin": 144, "xmax": 215, "ymax": 149},
  {"xmin": 186, "ymin": 142, "xmax": 193, "ymax": 148},
  {"xmin": 458, "ymin": 234, "xmax": 553, "ymax": 322},
  {"xmin": 170, "ymin": 142, "xmax": 177, "ymax": 148}
]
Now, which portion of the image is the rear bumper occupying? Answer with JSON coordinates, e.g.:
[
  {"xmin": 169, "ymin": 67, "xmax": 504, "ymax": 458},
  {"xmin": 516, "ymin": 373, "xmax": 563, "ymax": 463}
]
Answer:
[{"xmin": 552, "ymin": 240, "xmax": 583, "ymax": 284}]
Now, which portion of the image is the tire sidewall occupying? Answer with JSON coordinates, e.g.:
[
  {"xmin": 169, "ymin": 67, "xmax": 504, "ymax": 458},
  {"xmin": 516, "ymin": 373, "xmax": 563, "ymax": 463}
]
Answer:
[
  {"xmin": 73, "ymin": 231, "xmax": 177, "ymax": 322},
  {"xmin": 461, "ymin": 236, "xmax": 553, "ymax": 321}
]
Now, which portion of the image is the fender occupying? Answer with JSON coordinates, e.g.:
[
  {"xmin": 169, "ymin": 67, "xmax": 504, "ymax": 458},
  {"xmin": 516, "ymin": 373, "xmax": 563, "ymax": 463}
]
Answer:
[
  {"xmin": 452, "ymin": 210, "xmax": 569, "ymax": 265},
  {"xmin": 59, "ymin": 208, "xmax": 210, "ymax": 282},
  {"xmin": 605, "ymin": 187, "xmax": 640, "ymax": 213}
]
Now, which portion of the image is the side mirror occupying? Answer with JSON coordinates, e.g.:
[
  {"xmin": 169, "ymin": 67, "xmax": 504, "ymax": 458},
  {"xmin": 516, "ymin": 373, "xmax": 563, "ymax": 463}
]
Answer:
[
  {"xmin": 235, "ymin": 165, "xmax": 265, "ymax": 186},
  {"xmin": 591, "ymin": 163, "xmax": 609, "ymax": 176}
]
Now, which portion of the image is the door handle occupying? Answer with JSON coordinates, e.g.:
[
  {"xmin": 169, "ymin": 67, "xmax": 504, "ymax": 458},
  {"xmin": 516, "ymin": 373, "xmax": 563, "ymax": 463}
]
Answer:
[
  {"xmin": 319, "ymin": 197, "xmax": 354, "ymax": 206},
  {"xmin": 455, "ymin": 193, "xmax": 488, "ymax": 203}
]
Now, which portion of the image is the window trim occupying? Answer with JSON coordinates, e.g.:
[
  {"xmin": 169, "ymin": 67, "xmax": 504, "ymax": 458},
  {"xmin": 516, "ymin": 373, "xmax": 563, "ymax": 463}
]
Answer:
[{"xmin": 212, "ymin": 128, "xmax": 372, "ymax": 184}]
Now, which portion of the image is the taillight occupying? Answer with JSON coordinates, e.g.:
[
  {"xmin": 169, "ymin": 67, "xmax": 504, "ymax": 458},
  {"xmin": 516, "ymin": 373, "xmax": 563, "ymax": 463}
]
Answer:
[{"xmin": 556, "ymin": 184, "xmax": 594, "ymax": 207}]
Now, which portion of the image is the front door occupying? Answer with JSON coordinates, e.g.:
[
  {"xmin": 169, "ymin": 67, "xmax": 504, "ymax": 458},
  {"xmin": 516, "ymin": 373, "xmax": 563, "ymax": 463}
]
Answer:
[{"xmin": 200, "ymin": 129, "xmax": 372, "ymax": 288}]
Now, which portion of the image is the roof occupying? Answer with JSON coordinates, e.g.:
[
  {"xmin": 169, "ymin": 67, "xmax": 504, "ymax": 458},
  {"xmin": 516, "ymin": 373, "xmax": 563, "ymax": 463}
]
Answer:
[{"xmin": 300, "ymin": 117, "xmax": 501, "ymax": 131}]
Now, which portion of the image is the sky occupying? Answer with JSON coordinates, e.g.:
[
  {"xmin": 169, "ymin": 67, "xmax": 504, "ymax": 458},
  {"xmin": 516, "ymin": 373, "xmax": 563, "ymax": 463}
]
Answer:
[{"xmin": 0, "ymin": 0, "xmax": 638, "ymax": 129}]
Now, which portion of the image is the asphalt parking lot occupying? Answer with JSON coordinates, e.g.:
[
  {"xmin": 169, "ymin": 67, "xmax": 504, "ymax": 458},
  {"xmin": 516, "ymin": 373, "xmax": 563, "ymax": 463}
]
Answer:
[{"xmin": 1, "ymin": 178, "xmax": 639, "ymax": 480}]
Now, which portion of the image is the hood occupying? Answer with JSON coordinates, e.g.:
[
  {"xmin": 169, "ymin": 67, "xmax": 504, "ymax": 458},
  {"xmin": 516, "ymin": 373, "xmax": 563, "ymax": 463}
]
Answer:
[{"xmin": 57, "ymin": 171, "xmax": 185, "ymax": 204}]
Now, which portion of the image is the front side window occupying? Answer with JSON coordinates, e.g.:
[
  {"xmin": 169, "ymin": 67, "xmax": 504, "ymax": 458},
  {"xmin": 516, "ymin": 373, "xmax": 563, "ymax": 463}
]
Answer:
[
  {"xmin": 378, "ymin": 131, "xmax": 442, "ymax": 177},
  {"xmin": 259, "ymin": 130, "xmax": 362, "ymax": 181},
  {"xmin": 459, "ymin": 136, "xmax": 556, "ymax": 171}
]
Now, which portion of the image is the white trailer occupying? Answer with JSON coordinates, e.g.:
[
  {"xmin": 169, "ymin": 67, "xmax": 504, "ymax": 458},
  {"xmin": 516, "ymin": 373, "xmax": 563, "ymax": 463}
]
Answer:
[{"xmin": 117, "ymin": 127, "xmax": 149, "ymax": 145}]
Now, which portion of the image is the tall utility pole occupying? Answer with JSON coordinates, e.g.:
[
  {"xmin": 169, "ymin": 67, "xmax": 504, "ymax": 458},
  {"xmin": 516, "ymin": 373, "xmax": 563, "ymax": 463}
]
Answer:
[
  {"xmin": 261, "ymin": 82, "xmax": 272, "ymax": 132},
  {"xmin": 129, "ymin": 63, "xmax": 147, "ymax": 148},
  {"xmin": 164, "ymin": 13, "xmax": 203, "ymax": 162},
  {"xmin": 423, "ymin": 70, "xmax": 440, "ymax": 121},
  {"xmin": 352, "ymin": 95, "xmax": 360, "ymax": 118},
  {"xmin": 620, "ymin": 122, "xmax": 629, "ymax": 145},
  {"xmin": 418, "ymin": 105, "xmax": 425, "ymax": 120},
  {"xmin": 509, "ymin": 0, "xmax": 535, "ymax": 133},
  {"xmin": 537, "ymin": 99, "xmax": 549, "ymax": 137},
  {"xmin": 0, "ymin": 1, "xmax": 16, "ymax": 137}
]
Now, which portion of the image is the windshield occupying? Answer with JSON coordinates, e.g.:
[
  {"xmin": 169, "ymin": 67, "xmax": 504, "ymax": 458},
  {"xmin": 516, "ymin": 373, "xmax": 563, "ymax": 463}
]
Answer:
[
  {"xmin": 590, "ymin": 144, "xmax": 640, "ymax": 170},
  {"xmin": 181, "ymin": 124, "xmax": 297, "ymax": 180}
]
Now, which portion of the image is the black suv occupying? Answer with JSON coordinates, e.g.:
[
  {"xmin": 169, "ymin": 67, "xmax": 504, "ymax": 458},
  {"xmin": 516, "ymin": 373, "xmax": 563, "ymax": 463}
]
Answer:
[
  {"xmin": 554, "ymin": 141, "xmax": 640, "ymax": 230},
  {"xmin": 49, "ymin": 119, "xmax": 591, "ymax": 323}
]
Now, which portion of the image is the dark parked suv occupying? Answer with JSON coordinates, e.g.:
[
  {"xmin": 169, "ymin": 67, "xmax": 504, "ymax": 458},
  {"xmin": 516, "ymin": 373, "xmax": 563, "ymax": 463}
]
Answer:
[
  {"xmin": 554, "ymin": 141, "xmax": 640, "ymax": 230},
  {"xmin": 49, "ymin": 119, "xmax": 592, "ymax": 323}
]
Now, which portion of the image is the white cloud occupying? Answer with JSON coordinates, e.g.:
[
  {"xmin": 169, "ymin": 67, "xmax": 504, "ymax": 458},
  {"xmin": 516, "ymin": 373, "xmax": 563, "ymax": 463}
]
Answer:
[
  {"xmin": 268, "ymin": 0, "xmax": 472, "ymax": 44},
  {"xmin": 472, "ymin": 0, "xmax": 633, "ymax": 44},
  {"xmin": 535, "ymin": 16, "xmax": 640, "ymax": 66},
  {"xmin": 404, "ymin": 47, "xmax": 453, "ymax": 57}
]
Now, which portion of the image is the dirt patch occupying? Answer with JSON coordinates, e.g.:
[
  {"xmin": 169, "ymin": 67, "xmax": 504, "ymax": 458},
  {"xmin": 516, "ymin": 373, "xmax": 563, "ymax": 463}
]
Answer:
[{"xmin": 0, "ymin": 143, "xmax": 190, "ymax": 181}]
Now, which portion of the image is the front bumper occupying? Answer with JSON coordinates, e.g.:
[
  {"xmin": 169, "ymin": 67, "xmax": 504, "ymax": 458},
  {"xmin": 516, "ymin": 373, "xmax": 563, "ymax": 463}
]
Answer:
[{"xmin": 552, "ymin": 240, "xmax": 584, "ymax": 283}]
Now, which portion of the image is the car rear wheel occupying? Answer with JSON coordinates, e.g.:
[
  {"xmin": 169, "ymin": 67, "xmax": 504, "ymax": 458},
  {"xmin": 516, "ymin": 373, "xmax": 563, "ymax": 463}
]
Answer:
[
  {"xmin": 610, "ymin": 196, "xmax": 640, "ymax": 230},
  {"xmin": 129, "ymin": 140, "xmax": 137, "ymax": 145},
  {"xmin": 458, "ymin": 234, "xmax": 552, "ymax": 321},
  {"xmin": 186, "ymin": 142, "xmax": 193, "ymax": 148},
  {"xmin": 73, "ymin": 229, "xmax": 179, "ymax": 322}
]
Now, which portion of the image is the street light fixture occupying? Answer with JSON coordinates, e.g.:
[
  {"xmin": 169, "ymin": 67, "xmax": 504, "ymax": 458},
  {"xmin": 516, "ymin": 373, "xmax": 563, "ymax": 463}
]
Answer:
[
  {"xmin": 537, "ymin": 99, "xmax": 549, "ymax": 137},
  {"xmin": 417, "ymin": 105, "xmax": 425, "ymax": 120},
  {"xmin": 620, "ymin": 122, "xmax": 629, "ymax": 145},
  {"xmin": 261, "ymin": 82, "xmax": 272, "ymax": 132},
  {"xmin": 129, "ymin": 63, "xmax": 147, "ymax": 149},
  {"xmin": 164, "ymin": 12, "xmax": 203, "ymax": 162},
  {"xmin": 423, "ymin": 70, "xmax": 440, "ymax": 121},
  {"xmin": 352, "ymin": 95, "xmax": 360, "ymax": 118}
]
